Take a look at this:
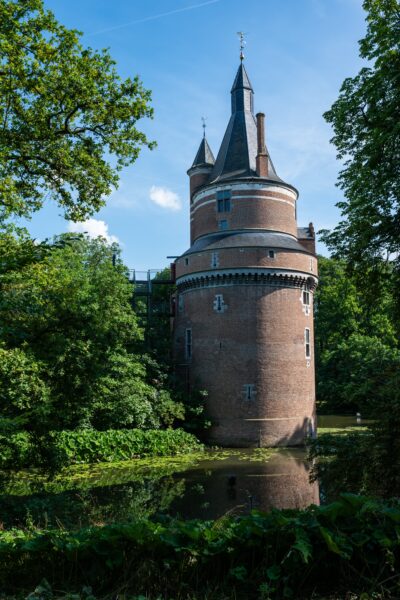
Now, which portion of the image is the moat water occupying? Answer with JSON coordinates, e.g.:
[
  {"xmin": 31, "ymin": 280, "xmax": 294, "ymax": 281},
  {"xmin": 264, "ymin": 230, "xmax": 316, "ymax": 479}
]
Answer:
[{"xmin": 0, "ymin": 415, "xmax": 366, "ymax": 529}]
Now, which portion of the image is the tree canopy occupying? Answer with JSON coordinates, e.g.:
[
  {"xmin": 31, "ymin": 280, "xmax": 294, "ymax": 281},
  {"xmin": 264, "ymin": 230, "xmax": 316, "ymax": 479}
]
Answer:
[
  {"xmin": 0, "ymin": 0, "xmax": 154, "ymax": 222},
  {"xmin": 0, "ymin": 234, "xmax": 184, "ymax": 433},
  {"xmin": 321, "ymin": 0, "xmax": 400, "ymax": 272},
  {"xmin": 315, "ymin": 256, "xmax": 399, "ymax": 412}
]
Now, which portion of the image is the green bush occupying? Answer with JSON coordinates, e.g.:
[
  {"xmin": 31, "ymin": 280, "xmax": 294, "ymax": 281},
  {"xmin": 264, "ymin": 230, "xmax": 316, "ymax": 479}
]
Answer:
[
  {"xmin": 0, "ymin": 432, "xmax": 35, "ymax": 469},
  {"xmin": 0, "ymin": 429, "xmax": 202, "ymax": 469},
  {"xmin": 1, "ymin": 495, "xmax": 400, "ymax": 598},
  {"xmin": 50, "ymin": 428, "xmax": 202, "ymax": 466}
]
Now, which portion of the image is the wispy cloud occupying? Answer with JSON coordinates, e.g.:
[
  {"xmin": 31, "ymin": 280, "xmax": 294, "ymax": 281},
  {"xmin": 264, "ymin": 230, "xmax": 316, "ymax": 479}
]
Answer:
[
  {"xmin": 87, "ymin": 0, "xmax": 222, "ymax": 36},
  {"xmin": 149, "ymin": 185, "xmax": 181, "ymax": 211},
  {"xmin": 67, "ymin": 218, "xmax": 119, "ymax": 244},
  {"xmin": 108, "ymin": 184, "xmax": 138, "ymax": 210}
]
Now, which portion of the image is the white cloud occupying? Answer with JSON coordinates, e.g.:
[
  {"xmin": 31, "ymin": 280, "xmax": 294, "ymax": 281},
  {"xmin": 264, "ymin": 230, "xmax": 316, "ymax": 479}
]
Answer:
[
  {"xmin": 67, "ymin": 218, "xmax": 119, "ymax": 245},
  {"xmin": 149, "ymin": 185, "xmax": 182, "ymax": 211}
]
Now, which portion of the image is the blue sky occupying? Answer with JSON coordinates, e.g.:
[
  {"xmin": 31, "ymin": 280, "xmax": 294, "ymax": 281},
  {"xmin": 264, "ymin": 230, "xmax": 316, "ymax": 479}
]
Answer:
[{"xmin": 23, "ymin": 0, "xmax": 367, "ymax": 270}]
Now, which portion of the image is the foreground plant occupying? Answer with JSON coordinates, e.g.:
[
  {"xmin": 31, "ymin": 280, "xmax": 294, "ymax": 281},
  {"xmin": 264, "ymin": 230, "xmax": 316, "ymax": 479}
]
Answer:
[{"xmin": 1, "ymin": 495, "xmax": 400, "ymax": 599}]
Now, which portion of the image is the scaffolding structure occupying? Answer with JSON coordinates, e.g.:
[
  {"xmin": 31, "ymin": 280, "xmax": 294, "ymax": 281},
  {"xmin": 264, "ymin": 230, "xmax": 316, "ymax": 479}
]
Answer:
[{"xmin": 129, "ymin": 268, "xmax": 175, "ymax": 323}]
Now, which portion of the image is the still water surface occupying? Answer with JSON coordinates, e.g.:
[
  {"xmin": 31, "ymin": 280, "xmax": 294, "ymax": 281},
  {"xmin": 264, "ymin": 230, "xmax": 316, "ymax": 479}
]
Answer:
[{"xmin": 0, "ymin": 415, "xmax": 365, "ymax": 528}]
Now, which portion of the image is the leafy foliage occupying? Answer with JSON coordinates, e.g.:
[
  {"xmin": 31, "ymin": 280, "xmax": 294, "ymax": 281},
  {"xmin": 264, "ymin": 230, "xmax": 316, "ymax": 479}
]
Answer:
[
  {"xmin": 321, "ymin": 0, "xmax": 400, "ymax": 316},
  {"xmin": 315, "ymin": 256, "xmax": 399, "ymax": 412},
  {"xmin": 0, "ymin": 0, "xmax": 154, "ymax": 221},
  {"xmin": 0, "ymin": 233, "xmax": 184, "ymax": 433},
  {"xmin": 0, "ymin": 428, "xmax": 202, "ymax": 470},
  {"xmin": 1, "ymin": 495, "xmax": 400, "ymax": 598}
]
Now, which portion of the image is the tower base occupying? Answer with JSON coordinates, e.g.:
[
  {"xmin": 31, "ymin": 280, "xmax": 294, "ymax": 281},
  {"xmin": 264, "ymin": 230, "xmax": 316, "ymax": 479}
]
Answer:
[{"xmin": 206, "ymin": 416, "xmax": 316, "ymax": 448}]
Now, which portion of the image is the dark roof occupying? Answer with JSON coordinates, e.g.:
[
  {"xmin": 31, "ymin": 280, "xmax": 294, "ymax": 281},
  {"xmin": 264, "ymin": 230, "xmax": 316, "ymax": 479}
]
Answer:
[
  {"xmin": 190, "ymin": 136, "xmax": 215, "ymax": 169},
  {"xmin": 209, "ymin": 63, "xmax": 286, "ymax": 186},
  {"xmin": 231, "ymin": 62, "xmax": 254, "ymax": 93},
  {"xmin": 182, "ymin": 231, "xmax": 313, "ymax": 256}
]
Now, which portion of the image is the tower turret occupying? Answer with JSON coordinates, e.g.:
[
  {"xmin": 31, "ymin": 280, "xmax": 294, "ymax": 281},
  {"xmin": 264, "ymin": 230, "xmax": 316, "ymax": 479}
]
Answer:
[
  {"xmin": 187, "ymin": 135, "xmax": 215, "ymax": 198},
  {"xmin": 173, "ymin": 58, "xmax": 318, "ymax": 447}
]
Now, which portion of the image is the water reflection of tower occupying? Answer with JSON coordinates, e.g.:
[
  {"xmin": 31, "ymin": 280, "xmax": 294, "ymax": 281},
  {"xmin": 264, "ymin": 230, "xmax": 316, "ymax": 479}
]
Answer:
[
  {"xmin": 174, "ymin": 450, "xmax": 320, "ymax": 520},
  {"xmin": 173, "ymin": 53, "xmax": 318, "ymax": 447}
]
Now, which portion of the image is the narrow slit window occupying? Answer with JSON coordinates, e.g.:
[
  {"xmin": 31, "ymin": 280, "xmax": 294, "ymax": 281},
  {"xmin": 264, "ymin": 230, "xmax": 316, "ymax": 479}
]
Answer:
[
  {"xmin": 244, "ymin": 384, "xmax": 255, "ymax": 400},
  {"xmin": 185, "ymin": 257, "xmax": 189, "ymax": 265},
  {"xmin": 303, "ymin": 290, "xmax": 310, "ymax": 306},
  {"xmin": 185, "ymin": 328, "xmax": 192, "ymax": 360},
  {"xmin": 211, "ymin": 252, "xmax": 219, "ymax": 268},
  {"xmin": 305, "ymin": 328, "xmax": 311, "ymax": 359},
  {"xmin": 268, "ymin": 250, "xmax": 275, "ymax": 259}
]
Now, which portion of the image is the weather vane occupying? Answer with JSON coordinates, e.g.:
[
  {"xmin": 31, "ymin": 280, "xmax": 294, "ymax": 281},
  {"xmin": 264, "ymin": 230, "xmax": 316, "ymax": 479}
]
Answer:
[
  {"xmin": 201, "ymin": 116, "xmax": 207, "ymax": 138},
  {"xmin": 237, "ymin": 31, "xmax": 246, "ymax": 61}
]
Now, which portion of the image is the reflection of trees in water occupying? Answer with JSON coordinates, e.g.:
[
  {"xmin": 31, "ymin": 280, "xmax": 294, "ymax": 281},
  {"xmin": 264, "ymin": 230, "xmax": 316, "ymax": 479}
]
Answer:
[
  {"xmin": 0, "ymin": 477, "xmax": 186, "ymax": 529},
  {"xmin": 0, "ymin": 450, "xmax": 320, "ymax": 529}
]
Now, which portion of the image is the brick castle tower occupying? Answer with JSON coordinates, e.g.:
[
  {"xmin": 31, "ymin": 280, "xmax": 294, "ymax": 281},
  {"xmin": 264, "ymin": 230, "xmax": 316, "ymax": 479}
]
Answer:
[{"xmin": 173, "ymin": 58, "xmax": 318, "ymax": 447}]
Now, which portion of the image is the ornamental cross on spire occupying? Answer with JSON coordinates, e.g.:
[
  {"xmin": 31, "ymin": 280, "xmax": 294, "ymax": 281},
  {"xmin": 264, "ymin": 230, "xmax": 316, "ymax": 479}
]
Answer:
[{"xmin": 237, "ymin": 31, "xmax": 246, "ymax": 61}]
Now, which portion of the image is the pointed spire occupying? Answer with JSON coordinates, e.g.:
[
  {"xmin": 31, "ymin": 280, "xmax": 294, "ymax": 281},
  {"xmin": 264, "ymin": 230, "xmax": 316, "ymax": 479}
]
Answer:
[
  {"xmin": 210, "ymin": 62, "xmax": 282, "ymax": 184},
  {"xmin": 231, "ymin": 62, "xmax": 253, "ymax": 93},
  {"xmin": 191, "ymin": 136, "xmax": 215, "ymax": 169}
]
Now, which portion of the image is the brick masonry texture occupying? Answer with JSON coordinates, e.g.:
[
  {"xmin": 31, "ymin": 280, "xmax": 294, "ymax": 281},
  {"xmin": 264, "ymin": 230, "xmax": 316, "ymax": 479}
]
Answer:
[
  {"xmin": 174, "ymin": 283, "xmax": 316, "ymax": 447},
  {"xmin": 176, "ymin": 248, "xmax": 318, "ymax": 277},
  {"xmin": 190, "ymin": 188, "xmax": 297, "ymax": 242}
]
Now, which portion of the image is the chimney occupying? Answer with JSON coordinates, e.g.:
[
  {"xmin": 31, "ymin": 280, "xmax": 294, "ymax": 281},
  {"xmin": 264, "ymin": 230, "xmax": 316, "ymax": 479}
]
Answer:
[{"xmin": 256, "ymin": 113, "xmax": 268, "ymax": 178}]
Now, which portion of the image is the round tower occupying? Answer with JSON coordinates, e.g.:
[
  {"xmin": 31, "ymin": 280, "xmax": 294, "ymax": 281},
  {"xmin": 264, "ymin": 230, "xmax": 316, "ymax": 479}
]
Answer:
[{"xmin": 173, "ymin": 60, "xmax": 318, "ymax": 447}]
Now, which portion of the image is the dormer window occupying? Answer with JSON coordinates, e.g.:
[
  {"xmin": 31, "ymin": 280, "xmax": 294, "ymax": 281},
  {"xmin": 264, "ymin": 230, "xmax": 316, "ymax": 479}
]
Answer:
[{"xmin": 217, "ymin": 190, "xmax": 231, "ymax": 213}]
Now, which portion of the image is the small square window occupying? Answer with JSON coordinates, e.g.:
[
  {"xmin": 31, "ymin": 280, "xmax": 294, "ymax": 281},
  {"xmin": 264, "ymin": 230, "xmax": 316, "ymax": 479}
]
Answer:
[
  {"xmin": 217, "ymin": 190, "xmax": 231, "ymax": 212},
  {"xmin": 268, "ymin": 250, "xmax": 275, "ymax": 259},
  {"xmin": 218, "ymin": 220, "xmax": 228, "ymax": 230},
  {"xmin": 243, "ymin": 384, "xmax": 255, "ymax": 401},
  {"xmin": 213, "ymin": 293, "xmax": 227, "ymax": 313}
]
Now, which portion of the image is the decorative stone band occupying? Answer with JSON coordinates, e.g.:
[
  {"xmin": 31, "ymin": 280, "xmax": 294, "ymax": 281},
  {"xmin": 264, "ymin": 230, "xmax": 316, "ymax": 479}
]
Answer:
[{"xmin": 176, "ymin": 267, "xmax": 318, "ymax": 292}]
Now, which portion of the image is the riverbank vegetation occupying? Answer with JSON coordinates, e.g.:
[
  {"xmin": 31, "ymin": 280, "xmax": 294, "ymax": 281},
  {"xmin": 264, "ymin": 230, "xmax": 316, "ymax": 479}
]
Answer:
[{"xmin": 2, "ymin": 495, "xmax": 400, "ymax": 599}]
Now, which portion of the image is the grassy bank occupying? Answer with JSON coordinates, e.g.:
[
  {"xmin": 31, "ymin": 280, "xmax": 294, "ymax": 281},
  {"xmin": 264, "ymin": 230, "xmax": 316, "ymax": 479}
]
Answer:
[{"xmin": 1, "ymin": 494, "xmax": 400, "ymax": 599}]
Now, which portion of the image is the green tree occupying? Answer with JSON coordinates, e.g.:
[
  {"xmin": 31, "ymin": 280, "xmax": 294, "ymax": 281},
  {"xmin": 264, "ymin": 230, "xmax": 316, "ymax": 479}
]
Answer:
[
  {"xmin": 0, "ymin": 233, "xmax": 183, "ymax": 432},
  {"xmin": 321, "ymin": 0, "xmax": 400, "ymax": 320},
  {"xmin": 0, "ymin": 0, "xmax": 154, "ymax": 222},
  {"xmin": 315, "ymin": 256, "xmax": 398, "ymax": 412}
]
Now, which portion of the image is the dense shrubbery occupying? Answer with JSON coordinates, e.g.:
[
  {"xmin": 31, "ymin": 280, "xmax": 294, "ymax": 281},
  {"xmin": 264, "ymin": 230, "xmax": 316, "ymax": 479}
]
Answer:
[
  {"xmin": 315, "ymin": 256, "xmax": 399, "ymax": 413},
  {"xmin": 0, "ymin": 429, "xmax": 202, "ymax": 469},
  {"xmin": 0, "ymin": 233, "xmax": 186, "ymax": 436},
  {"xmin": 1, "ymin": 495, "xmax": 400, "ymax": 598}
]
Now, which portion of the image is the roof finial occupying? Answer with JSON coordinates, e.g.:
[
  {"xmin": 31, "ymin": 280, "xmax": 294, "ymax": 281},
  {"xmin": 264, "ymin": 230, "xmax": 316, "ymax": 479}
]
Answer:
[
  {"xmin": 237, "ymin": 31, "xmax": 246, "ymax": 61},
  {"xmin": 201, "ymin": 116, "xmax": 207, "ymax": 138}
]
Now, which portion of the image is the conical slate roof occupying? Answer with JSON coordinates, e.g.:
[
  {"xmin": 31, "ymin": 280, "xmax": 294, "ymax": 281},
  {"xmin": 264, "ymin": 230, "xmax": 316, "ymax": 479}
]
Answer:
[
  {"xmin": 191, "ymin": 136, "xmax": 215, "ymax": 168},
  {"xmin": 231, "ymin": 62, "xmax": 254, "ymax": 93},
  {"xmin": 210, "ymin": 62, "xmax": 283, "ymax": 184}
]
